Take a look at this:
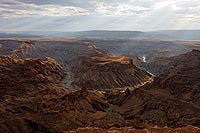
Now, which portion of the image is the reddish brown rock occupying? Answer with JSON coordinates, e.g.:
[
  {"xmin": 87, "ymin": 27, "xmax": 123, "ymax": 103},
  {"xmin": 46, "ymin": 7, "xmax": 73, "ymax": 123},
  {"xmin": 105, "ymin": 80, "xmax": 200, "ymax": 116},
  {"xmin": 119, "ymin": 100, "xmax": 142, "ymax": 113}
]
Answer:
[
  {"xmin": 69, "ymin": 43, "xmax": 152, "ymax": 90},
  {"xmin": 145, "ymin": 49, "xmax": 200, "ymax": 106},
  {"xmin": 71, "ymin": 126, "xmax": 200, "ymax": 133},
  {"xmin": 0, "ymin": 41, "xmax": 199, "ymax": 132}
]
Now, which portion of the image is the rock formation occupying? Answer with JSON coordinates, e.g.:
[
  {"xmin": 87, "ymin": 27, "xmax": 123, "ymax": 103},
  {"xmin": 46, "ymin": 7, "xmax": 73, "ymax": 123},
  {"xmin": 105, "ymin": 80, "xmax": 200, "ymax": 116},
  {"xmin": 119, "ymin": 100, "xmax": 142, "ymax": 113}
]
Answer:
[
  {"xmin": 0, "ymin": 39, "xmax": 153, "ymax": 90},
  {"xmin": 144, "ymin": 49, "xmax": 200, "ymax": 106},
  {"xmin": 71, "ymin": 126, "xmax": 200, "ymax": 133},
  {"xmin": 0, "ymin": 39, "xmax": 199, "ymax": 132},
  {"xmin": 70, "ymin": 53, "xmax": 152, "ymax": 90}
]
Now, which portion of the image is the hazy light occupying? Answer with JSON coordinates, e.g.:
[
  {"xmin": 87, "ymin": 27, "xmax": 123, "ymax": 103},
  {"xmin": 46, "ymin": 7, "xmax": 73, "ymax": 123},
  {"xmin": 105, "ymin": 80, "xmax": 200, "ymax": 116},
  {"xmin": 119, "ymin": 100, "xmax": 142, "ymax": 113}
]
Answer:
[{"xmin": 0, "ymin": 0, "xmax": 199, "ymax": 31}]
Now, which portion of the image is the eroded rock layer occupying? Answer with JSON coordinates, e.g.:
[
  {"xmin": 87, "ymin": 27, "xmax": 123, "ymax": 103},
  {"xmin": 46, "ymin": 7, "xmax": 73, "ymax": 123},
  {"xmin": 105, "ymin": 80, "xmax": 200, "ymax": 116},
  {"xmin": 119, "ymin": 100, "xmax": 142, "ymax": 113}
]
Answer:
[
  {"xmin": 144, "ymin": 50, "xmax": 200, "ymax": 106},
  {"xmin": 0, "ymin": 39, "xmax": 152, "ymax": 90},
  {"xmin": 70, "ymin": 52, "xmax": 152, "ymax": 90},
  {"xmin": 0, "ymin": 40, "xmax": 199, "ymax": 132},
  {"xmin": 0, "ymin": 52, "xmax": 200, "ymax": 132},
  {"xmin": 72, "ymin": 126, "xmax": 200, "ymax": 133}
]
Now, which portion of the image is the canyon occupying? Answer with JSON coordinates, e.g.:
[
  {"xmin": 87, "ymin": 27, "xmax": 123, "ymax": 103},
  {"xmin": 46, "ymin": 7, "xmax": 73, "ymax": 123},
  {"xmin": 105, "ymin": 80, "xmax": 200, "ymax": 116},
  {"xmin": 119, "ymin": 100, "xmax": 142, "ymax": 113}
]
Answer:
[{"xmin": 0, "ymin": 37, "xmax": 199, "ymax": 132}]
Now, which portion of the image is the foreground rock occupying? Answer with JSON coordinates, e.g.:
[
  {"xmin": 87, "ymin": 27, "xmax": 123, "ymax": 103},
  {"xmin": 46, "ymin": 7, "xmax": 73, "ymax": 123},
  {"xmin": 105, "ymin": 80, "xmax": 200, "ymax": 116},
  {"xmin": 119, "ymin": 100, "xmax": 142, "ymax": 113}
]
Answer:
[
  {"xmin": 0, "ymin": 56, "xmax": 151, "ymax": 132},
  {"xmin": 72, "ymin": 126, "xmax": 200, "ymax": 133}
]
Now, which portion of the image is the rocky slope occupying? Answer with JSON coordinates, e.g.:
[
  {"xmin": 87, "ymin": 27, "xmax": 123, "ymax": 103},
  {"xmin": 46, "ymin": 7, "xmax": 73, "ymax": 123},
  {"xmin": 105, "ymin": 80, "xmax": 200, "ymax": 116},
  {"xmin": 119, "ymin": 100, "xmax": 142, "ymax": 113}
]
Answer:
[
  {"xmin": 144, "ymin": 49, "xmax": 200, "ymax": 106},
  {"xmin": 103, "ymin": 50, "xmax": 200, "ymax": 128},
  {"xmin": 0, "ymin": 56, "xmax": 115, "ymax": 132},
  {"xmin": 72, "ymin": 126, "xmax": 200, "ymax": 133},
  {"xmin": 0, "ymin": 56, "xmax": 149, "ymax": 132},
  {"xmin": 0, "ymin": 39, "xmax": 152, "ymax": 90},
  {"xmin": 0, "ymin": 56, "xmax": 67, "ymax": 132},
  {"xmin": 0, "ymin": 56, "xmax": 64, "ymax": 95},
  {"xmin": 0, "ymin": 49, "xmax": 200, "ymax": 132},
  {"xmin": 69, "ymin": 50, "xmax": 152, "ymax": 89},
  {"xmin": 0, "ymin": 39, "xmax": 200, "ymax": 132},
  {"xmin": 143, "ymin": 49, "xmax": 200, "ymax": 76}
]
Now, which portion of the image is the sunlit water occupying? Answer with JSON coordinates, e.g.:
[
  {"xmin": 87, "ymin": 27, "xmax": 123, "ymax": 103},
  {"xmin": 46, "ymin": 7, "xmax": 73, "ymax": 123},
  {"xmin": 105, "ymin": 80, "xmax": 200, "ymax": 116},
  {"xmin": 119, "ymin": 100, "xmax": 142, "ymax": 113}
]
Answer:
[{"xmin": 142, "ymin": 56, "xmax": 146, "ymax": 62}]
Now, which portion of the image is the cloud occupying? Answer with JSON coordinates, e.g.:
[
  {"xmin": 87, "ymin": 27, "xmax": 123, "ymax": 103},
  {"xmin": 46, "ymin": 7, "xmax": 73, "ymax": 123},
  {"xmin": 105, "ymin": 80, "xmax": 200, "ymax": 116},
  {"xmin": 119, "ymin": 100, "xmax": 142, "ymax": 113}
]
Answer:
[
  {"xmin": 91, "ymin": 1, "xmax": 150, "ymax": 16},
  {"xmin": 0, "ymin": 0, "xmax": 151, "ymax": 18},
  {"xmin": 0, "ymin": 0, "xmax": 91, "ymax": 18},
  {"xmin": 1, "ymin": 0, "xmax": 200, "ymax": 18},
  {"xmin": 0, "ymin": 8, "xmax": 34, "ymax": 18},
  {"xmin": 40, "ymin": 5, "xmax": 90, "ymax": 17},
  {"xmin": 0, "ymin": 0, "xmax": 200, "ymax": 31}
]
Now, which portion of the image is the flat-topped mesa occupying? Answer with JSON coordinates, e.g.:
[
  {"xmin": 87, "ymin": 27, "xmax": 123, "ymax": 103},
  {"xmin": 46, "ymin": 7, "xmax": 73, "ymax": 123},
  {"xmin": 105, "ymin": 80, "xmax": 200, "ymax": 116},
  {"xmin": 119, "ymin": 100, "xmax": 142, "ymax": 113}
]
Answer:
[
  {"xmin": 70, "ymin": 53, "xmax": 152, "ymax": 90},
  {"xmin": 90, "ymin": 56, "xmax": 131, "ymax": 65}
]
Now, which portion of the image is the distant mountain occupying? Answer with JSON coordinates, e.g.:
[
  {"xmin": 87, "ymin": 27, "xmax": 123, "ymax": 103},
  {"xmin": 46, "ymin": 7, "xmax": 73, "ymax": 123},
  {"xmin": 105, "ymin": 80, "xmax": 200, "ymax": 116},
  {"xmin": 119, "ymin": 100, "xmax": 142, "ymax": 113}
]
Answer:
[
  {"xmin": 49, "ymin": 30, "xmax": 200, "ymax": 40},
  {"xmin": 148, "ymin": 30, "xmax": 200, "ymax": 40},
  {"xmin": 0, "ymin": 33, "xmax": 39, "ymax": 38},
  {"xmin": 1, "ymin": 30, "xmax": 200, "ymax": 40},
  {"xmin": 50, "ymin": 30, "xmax": 143, "ymax": 38}
]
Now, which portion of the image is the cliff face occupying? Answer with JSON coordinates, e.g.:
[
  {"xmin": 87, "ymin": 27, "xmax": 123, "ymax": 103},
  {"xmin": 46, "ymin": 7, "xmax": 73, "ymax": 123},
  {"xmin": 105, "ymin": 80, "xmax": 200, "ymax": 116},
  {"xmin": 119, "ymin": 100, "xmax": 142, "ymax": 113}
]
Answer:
[
  {"xmin": 145, "ymin": 49, "xmax": 200, "ymax": 106},
  {"xmin": 0, "ymin": 38, "xmax": 199, "ymax": 132},
  {"xmin": 0, "ymin": 50, "xmax": 200, "ymax": 132},
  {"xmin": 0, "ymin": 56, "xmax": 67, "ymax": 132},
  {"xmin": 0, "ymin": 40, "xmax": 152, "ymax": 90},
  {"xmin": 116, "ymin": 88, "xmax": 200, "ymax": 128},
  {"xmin": 119, "ymin": 49, "xmax": 200, "ymax": 128},
  {"xmin": 144, "ymin": 49, "xmax": 200, "ymax": 76},
  {"xmin": 103, "ymin": 50, "xmax": 200, "ymax": 128},
  {"xmin": 0, "ymin": 56, "xmax": 111, "ymax": 132},
  {"xmin": 70, "ymin": 53, "xmax": 152, "ymax": 90},
  {"xmin": 0, "ymin": 56, "xmax": 64, "ymax": 95}
]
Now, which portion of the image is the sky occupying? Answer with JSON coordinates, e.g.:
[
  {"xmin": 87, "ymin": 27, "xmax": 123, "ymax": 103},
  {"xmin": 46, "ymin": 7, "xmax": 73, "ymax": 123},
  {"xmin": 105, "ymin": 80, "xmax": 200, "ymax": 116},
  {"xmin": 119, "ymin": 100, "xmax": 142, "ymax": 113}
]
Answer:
[{"xmin": 0, "ymin": 0, "xmax": 200, "ymax": 32}]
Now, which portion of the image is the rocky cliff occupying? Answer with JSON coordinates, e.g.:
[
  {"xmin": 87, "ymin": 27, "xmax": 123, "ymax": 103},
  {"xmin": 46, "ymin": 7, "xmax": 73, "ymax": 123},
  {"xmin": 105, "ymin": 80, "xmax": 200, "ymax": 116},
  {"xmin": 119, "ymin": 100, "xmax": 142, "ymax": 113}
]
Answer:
[
  {"xmin": 144, "ymin": 49, "xmax": 200, "ymax": 106},
  {"xmin": 0, "ymin": 51, "xmax": 200, "ymax": 132},
  {"xmin": 143, "ymin": 49, "xmax": 200, "ymax": 76},
  {"xmin": 69, "ymin": 42, "xmax": 152, "ymax": 90},
  {"xmin": 0, "ymin": 39, "xmax": 152, "ymax": 90},
  {"xmin": 0, "ymin": 39, "xmax": 200, "ymax": 132},
  {"xmin": 0, "ymin": 56, "xmax": 113, "ymax": 132},
  {"xmin": 71, "ymin": 126, "xmax": 200, "ymax": 133}
]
